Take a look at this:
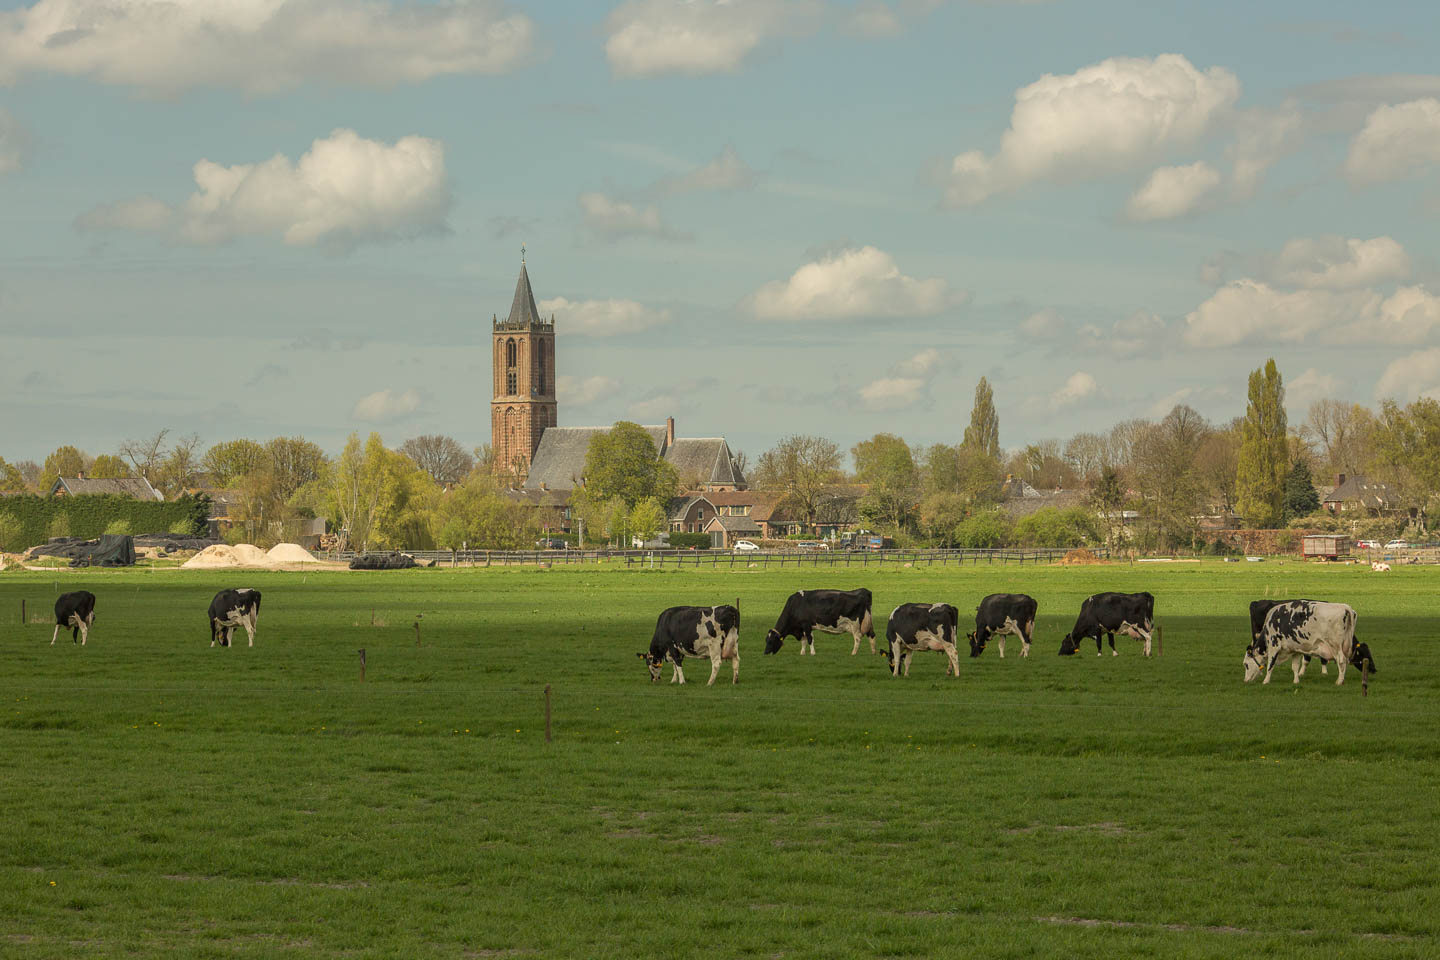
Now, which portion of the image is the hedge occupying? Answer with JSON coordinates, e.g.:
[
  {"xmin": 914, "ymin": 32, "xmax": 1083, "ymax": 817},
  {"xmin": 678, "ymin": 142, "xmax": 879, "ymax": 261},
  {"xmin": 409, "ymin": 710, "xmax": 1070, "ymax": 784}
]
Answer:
[
  {"xmin": 667, "ymin": 532, "xmax": 711, "ymax": 549},
  {"xmin": 0, "ymin": 493, "xmax": 210, "ymax": 551}
]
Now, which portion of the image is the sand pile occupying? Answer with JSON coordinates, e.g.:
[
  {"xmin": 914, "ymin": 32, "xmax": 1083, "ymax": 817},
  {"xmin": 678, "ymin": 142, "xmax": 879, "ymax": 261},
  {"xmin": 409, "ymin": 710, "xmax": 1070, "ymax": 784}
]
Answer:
[
  {"xmin": 183, "ymin": 544, "xmax": 277, "ymax": 570},
  {"xmin": 267, "ymin": 542, "xmax": 318, "ymax": 563}
]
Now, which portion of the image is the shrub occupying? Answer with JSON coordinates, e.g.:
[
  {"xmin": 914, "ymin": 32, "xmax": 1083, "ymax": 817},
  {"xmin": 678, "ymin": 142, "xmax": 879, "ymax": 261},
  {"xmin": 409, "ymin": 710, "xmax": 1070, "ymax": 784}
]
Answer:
[
  {"xmin": 0, "ymin": 515, "xmax": 24, "ymax": 552},
  {"xmin": 1013, "ymin": 507, "xmax": 1100, "ymax": 548},
  {"xmin": 953, "ymin": 510, "xmax": 1012, "ymax": 548},
  {"xmin": 667, "ymin": 532, "xmax": 711, "ymax": 549},
  {"xmin": 1275, "ymin": 529, "xmax": 1295, "ymax": 552},
  {"xmin": 104, "ymin": 519, "xmax": 133, "ymax": 536},
  {"xmin": 46, "ymin": 514, "xmax": 71, "ymax": 540},
  {"xmin": 169, "ymin": 518, "xmax": 197, "ymax": 535}
]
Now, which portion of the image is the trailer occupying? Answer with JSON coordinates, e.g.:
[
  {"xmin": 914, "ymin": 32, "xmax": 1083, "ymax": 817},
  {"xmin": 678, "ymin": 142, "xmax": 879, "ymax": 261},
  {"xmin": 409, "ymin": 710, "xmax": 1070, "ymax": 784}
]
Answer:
[{"xmin": 1302, "ymin": 534, "xmax": 1351, "ymax": 560}]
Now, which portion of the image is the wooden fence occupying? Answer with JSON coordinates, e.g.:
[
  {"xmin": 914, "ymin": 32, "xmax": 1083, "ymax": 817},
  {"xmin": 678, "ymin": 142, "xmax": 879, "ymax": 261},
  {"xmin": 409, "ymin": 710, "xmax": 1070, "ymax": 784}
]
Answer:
[{"xmin": 322, "ymin": 547, "xmax": 1105, "ymax": 569}]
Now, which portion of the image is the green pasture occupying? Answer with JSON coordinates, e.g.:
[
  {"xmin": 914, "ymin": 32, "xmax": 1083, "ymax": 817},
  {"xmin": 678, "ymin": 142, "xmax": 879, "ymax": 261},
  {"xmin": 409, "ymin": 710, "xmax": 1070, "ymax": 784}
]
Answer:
[{"xmin": 1, "ymin": 561, "xmax": 1437, "ymax": 958}]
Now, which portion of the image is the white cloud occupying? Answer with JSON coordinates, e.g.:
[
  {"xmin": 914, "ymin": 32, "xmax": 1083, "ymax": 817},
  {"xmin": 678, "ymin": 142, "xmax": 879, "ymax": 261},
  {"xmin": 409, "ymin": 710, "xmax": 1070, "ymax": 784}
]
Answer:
[
  {"xmin": 1287, "ymin": 368, "xmax": 1344, "ymax": 413},
  {"xmin": 0, "ymin": 0, "xmax": 535, "ymax": 95},
  {"xmin": 1183, "ymin": 279, "xmax": 1440, "ymax": 348},
  {"xmin": 0, "ymin": 108, "xmax": 23, "ymax": 174},
  {"xmin": 1040, "ymin": 371, "xmax": 1098, "ymax": 412},
  {"xmin": 352, "ymin": 388, "xmax": 420, "ymax": 422},
  {"xmin": 1271, "ymin": 235, "xmax": 1411, "ymax": 290},
  {"xmin": 538, "ymin": 297, "xmax": 671, "ymax": 336},
  {"xmin": 1346, "ymin": 98, "xmax": 1440, "ymax": 184},
  {"xmin": 604, "ymin": 0, "xmax": 821, "ymax": 77},
  {"xmin": 1077, "ymin": 310, "xmax": 1166, "ymax": 357},
  {"xmin": 1375, "ymin": 349, "xmax": 1440, "ymax": 402},
  {"xmin": 73, "ymin": 195, "xmax": 174, "ymax": 233},
  {"xmin": 943, "ymin": 54, "xmax": 1240, "ymax": 206},
  {"xmin": 653, "ymin": 145, "xmax": 756, "ymax": 195},
  {"xmin": 749, "ymin": 245, "xmax": 952, "ymax": 320},
  {"xmin": 557, "ymin": 374, "xmax": 622, "ymax": 407},
  {"xmin": 1020, "ymin": 308, "xmax": 1067, "ymax": 338},
  {"xmin": 579, "ymin": 191, "xmax": 683, "ymax": 241},
  {"xmin": 77, "ymin": 129, "xmax": 451, "ymax": 249},
  {"xmin": 1228, "ymin": 101, "xmax": 1303, "ymax": 197},
  {"xmin": 1124, "ymin": 162, "xmax": 1221, "ymax": 221},
  {"xmin": 858, "ymin": 348, "xmax": 942, "ymax": 411}
]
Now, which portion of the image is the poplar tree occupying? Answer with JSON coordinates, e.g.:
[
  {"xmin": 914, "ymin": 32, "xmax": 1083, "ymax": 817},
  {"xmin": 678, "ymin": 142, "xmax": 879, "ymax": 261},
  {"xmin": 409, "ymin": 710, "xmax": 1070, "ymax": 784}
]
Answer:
[
  {"xmin": 1235, "ymin": 359, "xmax": 1288, "ymax": 528},
  {"xmin": 963, "ymin": 377, "xmax": 1000, "ymax": 457}
]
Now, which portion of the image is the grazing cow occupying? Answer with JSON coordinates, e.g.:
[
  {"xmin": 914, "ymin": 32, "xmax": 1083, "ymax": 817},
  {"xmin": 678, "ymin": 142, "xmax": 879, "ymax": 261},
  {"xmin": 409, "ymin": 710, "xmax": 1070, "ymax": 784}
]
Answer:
[
  {"xmin": 1246, "ymin": 598, "xmax": 1377, "ymax": 681},
  {"xmin": 52, "ymin": 591, "xmax": 96, "ymax": 646},
  {"xmin": 883, "ymin": 603, "xmax": 960, "ymax": 677},
  {"xmin": 1372, "ymin": 561, "xmax": 1391, "ymax": 572},
  {"xmin": 1244, "ymin": 600, "xmax": 1367, "ymax": 685},
  {"xmin": 1059, "ymin": 592, "xmax": 1154, "ymax": 657},
  {"xmin": 208, "ymin": 588, "xmax": 262, "ymax": 648},
  {"xmin": 637, "ymin": 605, "xmax": 740, "ymax": 685},
  {"xmin": 968, "ymin": 593, "xmax": 1038, "ymax": 658},
  {"xmin": 763, "ymin": 588, "xmax": 875, "ymax": 655}
]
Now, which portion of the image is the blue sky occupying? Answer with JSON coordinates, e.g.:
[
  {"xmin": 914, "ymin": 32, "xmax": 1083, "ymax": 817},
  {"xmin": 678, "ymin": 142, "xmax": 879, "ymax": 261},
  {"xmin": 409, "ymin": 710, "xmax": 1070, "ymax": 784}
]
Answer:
[{"xmin": 4, "ymin": 0, "xmax": 1440, "ymax": 465}]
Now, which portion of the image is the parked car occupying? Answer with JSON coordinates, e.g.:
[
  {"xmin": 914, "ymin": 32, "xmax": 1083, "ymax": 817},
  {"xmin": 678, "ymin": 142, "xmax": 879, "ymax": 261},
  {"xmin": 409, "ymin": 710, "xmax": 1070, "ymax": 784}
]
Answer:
[
  {"xmin": 536, "ymin": 538, "xmax": 568, "ymax": 550},
  {"xmin": 732, "ymin": 539, "xmax": 760, "ymax": 552},
  {"xmin": 1356, "ymin": 539, "xmax": 1381, "ymax": 549},
  {"xmin": 1384, "ymin": 539, "xmax": 1410, "ymax": 550},
  {"xmin": 795, "ymin": 540, "xmax": 829, "ymax": 552}
]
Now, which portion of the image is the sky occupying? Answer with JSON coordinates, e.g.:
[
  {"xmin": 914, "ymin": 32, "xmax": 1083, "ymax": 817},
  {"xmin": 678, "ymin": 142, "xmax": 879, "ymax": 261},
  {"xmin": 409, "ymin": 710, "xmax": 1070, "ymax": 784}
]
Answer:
[{"xmin": 4, "ymin": 0, "xmax": 1440, "ymax": 467}]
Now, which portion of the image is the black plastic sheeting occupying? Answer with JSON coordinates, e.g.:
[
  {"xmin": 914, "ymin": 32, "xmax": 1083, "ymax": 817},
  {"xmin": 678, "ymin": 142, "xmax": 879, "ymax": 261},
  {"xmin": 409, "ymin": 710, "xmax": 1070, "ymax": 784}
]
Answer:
[
  {"xmin": 67, "ymin": 534, "xmax": 137, "ymax": 567},
  {"xmin": 349, "ymin": 552, "xmax": 421, "ymax": 570},
  {"xmin": 133, "ymin": 534, "xmax": 222, "ymax": 552},
  {"xmin": 29, "ymin": 533, "xmax": 218, "ymax": 559}
]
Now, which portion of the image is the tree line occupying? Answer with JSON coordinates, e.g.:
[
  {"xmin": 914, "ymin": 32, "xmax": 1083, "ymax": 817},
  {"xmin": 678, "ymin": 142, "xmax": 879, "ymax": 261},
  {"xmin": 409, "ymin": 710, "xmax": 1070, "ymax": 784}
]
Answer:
[{"xmin": 4, "ymin": 357, "xmax": 1436, "ymax": 552}]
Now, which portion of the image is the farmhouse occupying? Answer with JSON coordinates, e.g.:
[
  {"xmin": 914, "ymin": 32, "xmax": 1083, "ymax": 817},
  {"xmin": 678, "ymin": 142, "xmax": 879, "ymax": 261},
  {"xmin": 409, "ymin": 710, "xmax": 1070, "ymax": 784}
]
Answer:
[{"xmin": 1322, "ymin": 474, "xmax": 1398, "ymax": 517}]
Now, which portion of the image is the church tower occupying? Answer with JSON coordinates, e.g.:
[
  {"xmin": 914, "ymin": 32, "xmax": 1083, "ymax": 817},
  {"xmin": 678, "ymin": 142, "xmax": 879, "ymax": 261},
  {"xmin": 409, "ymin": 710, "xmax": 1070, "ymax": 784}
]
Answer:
[{"xmin": 491, "ymin": 254, "xmax": 557, "ymax": 480}]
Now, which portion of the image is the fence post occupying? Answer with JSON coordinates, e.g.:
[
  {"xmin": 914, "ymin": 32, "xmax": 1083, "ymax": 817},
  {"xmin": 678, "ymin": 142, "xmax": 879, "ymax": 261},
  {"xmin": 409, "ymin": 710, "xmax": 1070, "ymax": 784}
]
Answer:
[{"xmin": 414, "ymin": 621, "xmax": 421, "ymax": 647}]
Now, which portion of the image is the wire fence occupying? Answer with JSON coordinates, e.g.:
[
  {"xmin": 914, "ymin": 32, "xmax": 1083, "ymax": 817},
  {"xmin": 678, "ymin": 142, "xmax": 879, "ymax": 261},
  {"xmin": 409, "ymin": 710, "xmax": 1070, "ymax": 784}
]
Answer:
[{"xmin": 319, "ymin": 547, "xmax": 1106, "ymax": 568}]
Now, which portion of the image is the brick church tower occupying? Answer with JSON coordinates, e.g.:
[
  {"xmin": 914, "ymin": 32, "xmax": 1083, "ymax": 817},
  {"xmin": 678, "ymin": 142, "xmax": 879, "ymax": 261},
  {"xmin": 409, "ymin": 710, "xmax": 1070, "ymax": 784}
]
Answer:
[{"xmin": 491, "ymin": 255, "xmax": 557, "ymax": 479}]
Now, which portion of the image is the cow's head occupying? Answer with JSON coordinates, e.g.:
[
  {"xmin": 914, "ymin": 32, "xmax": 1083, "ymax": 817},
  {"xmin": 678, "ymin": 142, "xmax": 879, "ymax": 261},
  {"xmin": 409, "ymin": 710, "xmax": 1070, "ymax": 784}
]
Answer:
[
  {"xmin": 967, "ymin": 631, "xmax": 986, "ymax": 657},
  {"xmin": 636, "ymin": 651, "xmax": 663, "ymax": 682},
  {"xmin": 1058, "ymin": 634, "xmax": 1079, "ymax": 656},
  {"xmin": 1242, "ymin": 645, "xmax": 1265, "ymax": 683},
  {"xmin": 881, "ymin": 644, "xmax": 896, "ymax": 670},
  {"xmin": 1351, "ymin": 641, "xmax": 1378, "ymax": 675},
  {"xmin": 763, "ymin": 629, "xmax": 784, "ymax": 654}
]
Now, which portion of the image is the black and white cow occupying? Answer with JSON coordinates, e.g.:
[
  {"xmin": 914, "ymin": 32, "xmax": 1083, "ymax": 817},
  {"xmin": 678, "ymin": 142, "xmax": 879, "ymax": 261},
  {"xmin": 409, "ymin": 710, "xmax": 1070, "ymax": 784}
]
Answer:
[
  {"xmin": 763, "ymin": 588, "xmax": 875, "ymax": 656},
  {"xmin": 637, "ymin": 605, "xmax": 740, "ymax": 685},
  {"xmin": 208, "ymin": 588, "xmax": 261, "ymax": 648},
  {"xmin": 52, "ymin": 591, "xmax": 96, "ymax": 646},
  {"xmin": 1059, "ymin": 591, "xmax": 1154, "ymax": 657},
  {"xmin": 968, "ymin": 593, "xmax": 1037, "ymax": 658},
  {"xmin": 883, "ymin": 603, "xmax": 960, "ymax": 677},
  {"xmin": 1244, "ymin": 599, "xmax": 1367, "ymax": 685}
]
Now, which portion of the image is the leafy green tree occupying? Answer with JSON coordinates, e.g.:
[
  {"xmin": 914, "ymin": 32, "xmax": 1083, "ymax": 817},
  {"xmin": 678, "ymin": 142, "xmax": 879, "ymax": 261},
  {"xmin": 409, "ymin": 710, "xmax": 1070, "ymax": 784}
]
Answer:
[
  {"xmin": 0, "ymin": 457, "xmax": 25, "ymax": 493},
  {"xmin": 203, "ymin": 439, "xmax": 267, "ymax": 486},
  {"xmin": 852, "ymin": 433, "xmax": 919, "ymax": 531},
  {"xmin": 1090, "ymin": 467, "xmax": 1126, "ymax": 548},
  {"xmin": 266, "ymin": 437, "xmax": 328, "ymax": 501},
  {"xmin": 437, "ymin": 474, "xmax": 539, "ymax": 549},
  {"xmin": 87, "ymin": 454, "xmax": 129, "ymax": 479},
  {"xmin": 954, "ymin": 509, "xmax": 1012, "ymax": 548},
  {"xmin": 918, "ymin": 492, "xmax": 969, "ymax": 545},
  {"xmin": 154, "ymin": 434, "xmax": 203, "ymax": 497},
  {"xmin": 39, "ymin": 445, "xmax": 88, "ymax": 493},
  {"xmin": 436, "ymin": 517, "xmax": 469, "ymax": 551},
  {"xmin": 581, "ymin": 422, "xmax": 678, "ymax": 507},
  {"xmin": 962, "ymin": 377, "xmax": 1000, "ymax": 458},
  {"xmin": 1282, "ymin": 459, "xmax": 1321, "ymax": 520},
  {"xmin": 1235, "ymin": 359, "xmax": 1288, "ymax": 528},
  {"xmin": 628, "ymin": 497, "xmax": 667, "ymax": 543},
  {"xmin": 333, "ymin": 433, "xmax": 394, "ymax": 552},
  {"xmin": 957, "ymin": 445, "xmax": 1004, "ymax": 505},
  {"xmin": 1013, "ymin": 507, "xmax": 1099, "ymax": 547},
  {"xmin": 1370, "ymin": 398, "xmax": 1440, "ymax": 521}
]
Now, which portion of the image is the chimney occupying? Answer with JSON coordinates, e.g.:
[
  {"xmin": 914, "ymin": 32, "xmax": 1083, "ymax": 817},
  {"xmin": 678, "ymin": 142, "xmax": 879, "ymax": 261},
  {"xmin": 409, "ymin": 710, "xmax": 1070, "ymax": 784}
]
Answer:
[
  {"xmin": 666, "ymin": 416, "xmax": 675, "ymax": 447},
  {"xmin": 1336, "ymin": 473, "xmax": 1346, "ymax": 487},
  {"xmin": 77, "ymin": 470, "xmax": 85, "ymax": 480}
]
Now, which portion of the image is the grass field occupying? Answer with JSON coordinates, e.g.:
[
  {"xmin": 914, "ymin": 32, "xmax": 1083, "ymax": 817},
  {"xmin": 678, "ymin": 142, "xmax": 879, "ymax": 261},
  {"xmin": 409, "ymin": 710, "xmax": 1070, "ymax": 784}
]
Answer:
[{"xmin": 1, "ymin": 561, "xmax": 1437, "ymax": 958}]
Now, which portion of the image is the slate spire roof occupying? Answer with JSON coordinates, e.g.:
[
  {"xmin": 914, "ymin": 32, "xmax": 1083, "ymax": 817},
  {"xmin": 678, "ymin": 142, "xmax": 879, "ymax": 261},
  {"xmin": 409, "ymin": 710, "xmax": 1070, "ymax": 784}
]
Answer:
[{"xmin": 507, "ymin": 262, "xmax": 542, "ymax": 326}]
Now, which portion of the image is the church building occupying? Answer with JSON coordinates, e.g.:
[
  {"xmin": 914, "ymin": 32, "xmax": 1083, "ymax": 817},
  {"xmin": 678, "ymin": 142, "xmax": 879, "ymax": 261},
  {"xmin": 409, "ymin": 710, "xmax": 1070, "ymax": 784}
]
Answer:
[{"xmin": 490, "ymin": 257, "xmax": 745, "ymax": 494}]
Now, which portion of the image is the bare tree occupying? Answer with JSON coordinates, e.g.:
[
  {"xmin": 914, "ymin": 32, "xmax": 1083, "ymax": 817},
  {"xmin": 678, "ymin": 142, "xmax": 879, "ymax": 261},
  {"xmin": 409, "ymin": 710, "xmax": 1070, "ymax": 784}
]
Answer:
[
  {"xmin": 1303, "ymin": 399, "xmax": 1377, "ymax": 483},
  {"xmin": 119, "ymin": 428, "xmax": 170, "ymax": 481},
  {"xmin": 752, "ymin": 435, "xmax": 843, "ymax": 529},
  {"xmin": 400, "ymin": 435, "xmax": 474, "ymax": 484},
  {"xmin": 1063, "ymin": 432, "xmax": 1112, "ymax": 483},
  {"xmin": 154, "ymin": 433, "xmax": 203, "ymax": 498},
  {"xmin": 731, "ymin": 449, "xmax": 749, "ymax": 483}
]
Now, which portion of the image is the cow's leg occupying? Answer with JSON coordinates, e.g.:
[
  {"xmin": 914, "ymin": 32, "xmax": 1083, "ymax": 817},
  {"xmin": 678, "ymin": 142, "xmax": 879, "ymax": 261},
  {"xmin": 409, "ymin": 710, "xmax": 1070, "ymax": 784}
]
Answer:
[
  {"xmin": 1335, "ymin": 652, "xmax": 1347, "ymax": 686},
  {"xmin": 672, "ymin": 657, "xmax": 686, "ymax": 684},
  {"xmin": 850, "ymin": 625, "xmax": 861, "ymax": 656},
  {"xmin": 1319, "ymin": 657, "xmax": 1328, "ymax": 675},
  {"xmin": 51, "ymin": 624, "xmax": 60, "ymax": 646},
  {"xmin": 902, "ymin": 653, "xmax": 912, "ymax": 677},
  {"xmin": 806, "ymin": 630, "xmax": 816, "ymax": 655},
  {"xmin": 725, "ymin": 632, "xmax": 740, "ymax": 684},
  {"xmin": 1022, "ymin": 620, "xmax": 1034, "ymax": 658},
  {"xmin": 210, "ymin": 623, "xmax": 217, "ymax": 648},
  {"xmin": 1141, "ymin": 624, "xmax": 1152, "ymax": 658},
  {"xmin": 1109, "ymin": 632, "xmax": 1118, "ymax": 656},
  {"xmin": 77, "ymin": 616, "xmax": 89, "ymax": 646},
  {"xmin": 707, "ymin": 654, "xmax": 721, "ymax": 686},
  {"xmin": 1262, "ymin": 652, "xmax": 1277, "ymax": 684},
  {"xmin": 863, "ymin": 610, "xmax": 876, "ymax": 654},
  {"xmin": 997, "ymin": 634, "xmax": 1006, "ymax": 659},
  {"xmin": 945, "ymin": 645, "xmax": 959, "ymax": 677},
  {"xmin": 243, "ymin": 613, "xmax": 256, "ymax": 647}
]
